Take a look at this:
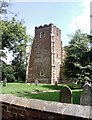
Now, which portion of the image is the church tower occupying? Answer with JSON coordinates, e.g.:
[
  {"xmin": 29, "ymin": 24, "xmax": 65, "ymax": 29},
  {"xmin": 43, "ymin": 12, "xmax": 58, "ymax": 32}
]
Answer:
[{"xmin": 26, "ymin": 23, "xmax": 62, "ymax": 84}]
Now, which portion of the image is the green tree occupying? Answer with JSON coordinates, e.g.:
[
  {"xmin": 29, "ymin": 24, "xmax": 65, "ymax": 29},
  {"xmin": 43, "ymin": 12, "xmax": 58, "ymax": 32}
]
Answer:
[
  {"xmin": 12, "ymin": 53, "xmax": 26, "ymax": 82},
  {"xmin": 1, "ymin": 17, "xmax": 30, "ymax": 82},
  {"xmin": 0, "ymin": 0, "xmax": 9, "ymax": 14},
  {"xmin": 2, "ymin": 61, "xmax": 16, "ymax": 82},
  {"xmin": 64, "ymin": 30, "xmax": 91, "ymax": 83},
  {"xmin": 0, "ymin": 0, "xmax": 31, "ymax": 82}
]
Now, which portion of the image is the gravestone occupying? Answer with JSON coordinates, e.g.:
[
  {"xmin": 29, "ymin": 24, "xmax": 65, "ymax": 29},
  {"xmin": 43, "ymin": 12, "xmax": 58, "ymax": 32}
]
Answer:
[
  {"xmin": 59, "ymin": 86, "xmax": 72, "ymax": 103},
  {"xmin": 35, "ymin": 79, "xmax": 38, "ymax": 86},
  {"xmin": 80, "ymin": 81, "xmax": 92, "ymax": 106},
  {"xmin": 3, "ymin": 78, "xmax": 7, "ymax": 87}
]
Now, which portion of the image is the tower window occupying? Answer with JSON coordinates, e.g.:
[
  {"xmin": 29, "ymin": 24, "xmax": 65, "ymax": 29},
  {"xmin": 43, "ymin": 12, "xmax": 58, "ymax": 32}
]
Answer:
[
  {"xmin": 40, "ymin": 70, "xmax": 44, "ymax": 76},
  {"xmin": 40, "ymin": 31, "xmax": 45, "ymax": 38}
]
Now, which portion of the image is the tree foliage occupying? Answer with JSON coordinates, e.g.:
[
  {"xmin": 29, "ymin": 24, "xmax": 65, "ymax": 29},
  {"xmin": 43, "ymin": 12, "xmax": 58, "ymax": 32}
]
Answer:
[
  {"xmin": 0, "ymin": 0, "xmax": 32, "ymax": 82},
  {"xmin": 2, "ymin": 61, "xmax": 16, "ymax": 82},
  {"xmin": 0, "ymin": 0, "xmax": 9, "ymax": 14},
  {"xmin": 1, "ymin": 18, "xmax": 28, "ymax": 49},
  {"xmin": 64, "ymin": 30, "xmax": 92, "ymax": 83},
  {"xmin": 1, "ymin": 17, "xmax": 30, "ymax": 82}
]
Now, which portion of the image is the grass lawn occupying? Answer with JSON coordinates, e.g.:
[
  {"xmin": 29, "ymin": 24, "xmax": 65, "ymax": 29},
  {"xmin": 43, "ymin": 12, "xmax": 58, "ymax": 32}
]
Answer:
[{"xmin": 1, "ymin": 83, "xmax": 83, "ymax": 105}]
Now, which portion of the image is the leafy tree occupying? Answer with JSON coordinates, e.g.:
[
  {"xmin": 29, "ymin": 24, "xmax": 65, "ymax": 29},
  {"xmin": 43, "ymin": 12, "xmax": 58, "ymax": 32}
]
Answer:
[
  {"xmin": 64, "ymin": 30, "xmax": 92, "ymax": 83},
  {"xmin": 0, "ymin": 0, "xmax": 9, "ymax": 82},
  {"xmin": 2, "ymin": 61, "xmax": 16, "ymax": 82},
  {"xmin": 12, "ymin": 54, "xmax": 26, "ymax": 82},
  {"xmin": 1, "ymin": 17, "xmax": 28, "ymax": 50},
  {"xmin": 0, "ymin": 0, "xmax": 31, "ymax": 82},
  {"xmin": 1, "ymin": 17, "xmax": 30, "ymax": 82},
  {"xmin": 0, "ymin": 0, "xmax": 9, "ymax": 14}
]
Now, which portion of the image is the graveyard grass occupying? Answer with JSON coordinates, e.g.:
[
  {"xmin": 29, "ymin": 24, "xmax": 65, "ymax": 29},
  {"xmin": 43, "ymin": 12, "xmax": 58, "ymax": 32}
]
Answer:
[{"xmin": 2, "ymin": 83, "xmax": 83, "ymax": 104}]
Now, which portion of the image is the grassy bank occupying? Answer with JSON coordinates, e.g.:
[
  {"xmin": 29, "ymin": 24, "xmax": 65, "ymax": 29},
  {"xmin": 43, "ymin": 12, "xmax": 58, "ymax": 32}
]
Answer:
[{"xmin": 1, "ymin": 83, "xmax": 82, "ymax": 104}]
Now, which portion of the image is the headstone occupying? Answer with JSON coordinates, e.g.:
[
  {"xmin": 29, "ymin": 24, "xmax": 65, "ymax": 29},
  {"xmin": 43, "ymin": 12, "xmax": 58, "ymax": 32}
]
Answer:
[
  {"xmin": 3, "ymin": 78, "xmax": 7, "ymax": 87},
  {"xmin": 80, "ymin": 81, "xmax": 92, "ymax": 106},
  {"xmin": 59, "ymin": 86, "xmax": 72, "ymax": 103},
  {"xmin": 35, "ymin": 79, "xmax": 38, "ymax": 86}
]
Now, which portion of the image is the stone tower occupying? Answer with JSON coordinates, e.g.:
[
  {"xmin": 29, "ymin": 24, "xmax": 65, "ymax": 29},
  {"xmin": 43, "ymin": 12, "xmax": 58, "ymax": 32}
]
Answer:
[{"xmin": 26, "ymin": 23, "xmax": 62, "ymax": 84}]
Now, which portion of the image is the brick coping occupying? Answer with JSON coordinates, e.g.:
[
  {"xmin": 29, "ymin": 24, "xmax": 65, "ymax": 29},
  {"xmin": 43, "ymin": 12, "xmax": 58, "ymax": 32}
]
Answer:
[{"xmin": 1, "ymin": 94, "xmax": 92, "ymax": 119}]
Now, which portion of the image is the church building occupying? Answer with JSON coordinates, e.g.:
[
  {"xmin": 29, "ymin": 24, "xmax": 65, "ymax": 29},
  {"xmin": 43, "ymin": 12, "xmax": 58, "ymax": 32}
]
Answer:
[{"xmin": 26, "ymin": 23, "xmax": 62, "ymax": 84}]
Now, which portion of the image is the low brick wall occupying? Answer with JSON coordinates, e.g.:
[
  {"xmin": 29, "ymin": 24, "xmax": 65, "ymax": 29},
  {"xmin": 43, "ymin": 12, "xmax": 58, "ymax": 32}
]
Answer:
[{"xmin": 1, "ymin": 94, "xmax": 92, "ymax": 120}]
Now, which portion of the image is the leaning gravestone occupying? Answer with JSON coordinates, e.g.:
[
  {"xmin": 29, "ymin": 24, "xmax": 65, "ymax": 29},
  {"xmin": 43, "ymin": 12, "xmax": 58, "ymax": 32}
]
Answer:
[
  {"xmin": 80, "ymin": 81, "xmax": 92, "ymax": 106},
  {"xmin": 59, "ymin": 86, "xmax": 72, "ymax": 103}
]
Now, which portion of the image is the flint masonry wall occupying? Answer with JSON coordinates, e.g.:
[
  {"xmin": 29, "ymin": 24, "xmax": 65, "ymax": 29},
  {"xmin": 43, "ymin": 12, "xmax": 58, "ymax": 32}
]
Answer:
[{"xmin": 1, "ymin": 94, "xmax": 92, "ymax": 120}]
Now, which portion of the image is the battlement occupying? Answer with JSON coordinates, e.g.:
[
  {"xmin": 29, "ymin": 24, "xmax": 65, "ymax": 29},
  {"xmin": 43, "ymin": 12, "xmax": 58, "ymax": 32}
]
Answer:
[
  {"xmin": 35, "ymin": 23, "xmax": 61, "ymax": 32},
  {"xmin": 35, "ymin": 23, "xmax": 53, "ymax": 29}
]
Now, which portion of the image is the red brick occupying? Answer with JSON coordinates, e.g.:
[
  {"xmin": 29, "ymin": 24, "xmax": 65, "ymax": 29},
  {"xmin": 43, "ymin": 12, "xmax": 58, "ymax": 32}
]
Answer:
[{"xmin": 26, "ymin": 23, "xmax": 62, "ymax": 84}]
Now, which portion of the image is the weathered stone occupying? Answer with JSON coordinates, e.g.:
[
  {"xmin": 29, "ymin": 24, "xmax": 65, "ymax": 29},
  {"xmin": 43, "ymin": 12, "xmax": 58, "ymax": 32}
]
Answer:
[
  {"xmin": 3, "ymin": 78, "xmax": 7, "ymax": 87},
  {"xmin": 1, "ymin": 94, "xmax": 92, "ymax": 120},
  {"xmin": 80, "ymin": 82, "xmax": 92, "ymax": 106},
  {"xmin": 2, "ymin": 94, "xmax": 15, "ymax": 104},
  {"xmin": 11, "ymin": 97, "xmax": 29, "ymax": 107},
  {"xmin": 59, "ymin": 86, "xmax": 72, "ymax": 103},
  {"xmin": 89, "ymin": 106, "xmax": 92, "ymax": 119},
  {"xmin": 45, "ymin": 101, "xmax": 60, "ymax": 113},
  {"xmin": 35, "ymin": 79, "xmax": 38, "ymax": 86}
]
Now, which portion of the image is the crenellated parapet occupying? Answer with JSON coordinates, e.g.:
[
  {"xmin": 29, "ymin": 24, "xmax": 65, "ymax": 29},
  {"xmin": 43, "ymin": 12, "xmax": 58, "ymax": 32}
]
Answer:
[
  {"xmin": 35, "ymin": 23, "xmax": 53, "ymax": 29},
  {"xmin": 35, "ymin": 23, "xmax": 61, "ymax": 32}
]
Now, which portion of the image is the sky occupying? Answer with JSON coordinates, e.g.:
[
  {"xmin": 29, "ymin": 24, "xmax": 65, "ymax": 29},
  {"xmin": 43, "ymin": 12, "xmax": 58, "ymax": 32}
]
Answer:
[
  {"xmin": 3, "ymin": 0, "xmax": 91, "ymax": 63},
  {"xmin": 6, "ymin": 0, "xmax": 91, "ymax": 46}
]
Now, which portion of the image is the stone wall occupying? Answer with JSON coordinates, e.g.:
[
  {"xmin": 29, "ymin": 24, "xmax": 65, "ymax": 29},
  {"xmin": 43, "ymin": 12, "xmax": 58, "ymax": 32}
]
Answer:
[{"xmin": 1, "ymin": 94, "xmax": 92, "ymax": 120}]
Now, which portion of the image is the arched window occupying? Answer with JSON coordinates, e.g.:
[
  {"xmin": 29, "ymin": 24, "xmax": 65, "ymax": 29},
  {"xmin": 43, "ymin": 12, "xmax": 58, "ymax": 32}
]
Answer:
[
  {"xmin": 40, "ymin": 70, "xmax": 44, "ymax": 76},
  {"xmin": 40, "ymin": 31, "xmax": 45, "ymax": 38}
]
